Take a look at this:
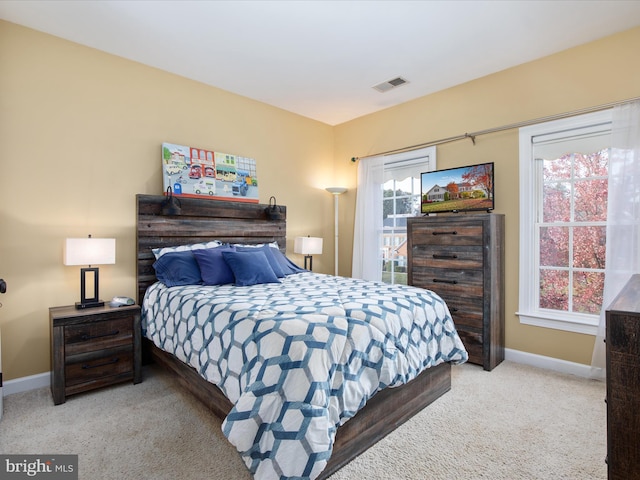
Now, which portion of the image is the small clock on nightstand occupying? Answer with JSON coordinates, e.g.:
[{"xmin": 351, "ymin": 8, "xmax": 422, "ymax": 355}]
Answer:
[{"xmin": 50, "ymin": 303, "xmax": 142, "ymax": 405}]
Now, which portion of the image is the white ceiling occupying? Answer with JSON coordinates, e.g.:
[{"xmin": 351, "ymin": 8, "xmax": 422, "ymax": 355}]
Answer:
[{"xmin": 2, "ymin": 0, "xmax": 640, "ymax": 125}]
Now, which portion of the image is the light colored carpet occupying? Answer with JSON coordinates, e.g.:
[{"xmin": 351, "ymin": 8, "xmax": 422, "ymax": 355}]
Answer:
[{"xmin": 0, "ymin": 361, "xmax": 606, "ymax": 479}]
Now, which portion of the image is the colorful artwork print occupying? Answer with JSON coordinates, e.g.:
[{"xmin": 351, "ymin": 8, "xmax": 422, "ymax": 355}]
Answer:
[{"xmin": 162, "ymin": 143, "xmax": 259, "ymax": 202}]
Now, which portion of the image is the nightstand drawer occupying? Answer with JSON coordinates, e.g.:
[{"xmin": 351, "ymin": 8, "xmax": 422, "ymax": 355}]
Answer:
[
  {"xmin": 65, "ymin": 346, "xmax": 134, "ymax": 387},
  {"xmin": 65, "ymin": 317, "xmax": 133, "ymax": 356}
]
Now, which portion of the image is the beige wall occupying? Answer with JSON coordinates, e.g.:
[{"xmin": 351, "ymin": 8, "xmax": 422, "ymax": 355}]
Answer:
[
  {"xmin": 333, "ymin": 26, "xmax": 640, "ymax": 366},
  {"xmin": 0, "ymin": 21, "xmax": 336, "ymax": 380},
  {"xmin": 2, "ymin": 20, "xmax": 639, "ymax": 381}
]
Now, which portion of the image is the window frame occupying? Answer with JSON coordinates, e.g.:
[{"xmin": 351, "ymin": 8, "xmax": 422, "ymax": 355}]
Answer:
[
  {"xmin": 380, "ymin": 147, "xmax": 436, "ymax": 284},
  {"xmin": 518, "ymin": 110, "xmax": 612, "ymax": 335}
]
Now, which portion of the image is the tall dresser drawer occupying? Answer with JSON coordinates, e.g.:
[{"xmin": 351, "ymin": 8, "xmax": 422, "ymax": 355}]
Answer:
[
  {"xmin": 411, "ymin": 245, "xmax": 483, "ymax": 269},
  {"xmin": 456, "ymin": 330, "xmax": 483, "ymax": 365},
  {"xmin": 435, "ymin": 294, "xmax": 484, "ymax": 330},
  {"xmin": 414, "ymin": 267, "xmax": 483, "ymax": 290},
  {"xmin": 409, "ymin": 224, "xmax": 484, "ymax": 246}
]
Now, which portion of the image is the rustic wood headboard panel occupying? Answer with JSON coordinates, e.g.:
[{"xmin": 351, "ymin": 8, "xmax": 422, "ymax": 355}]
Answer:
[{"xmin": 136, "ymin": 194, "xmax": 287, "ymax": 305}]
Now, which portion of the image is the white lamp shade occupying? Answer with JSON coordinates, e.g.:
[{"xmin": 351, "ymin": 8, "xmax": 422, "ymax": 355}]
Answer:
[
  {"xmin": 294, "ymin": 237, "xmax": 323, "ymax": 255},
  {"xmin": 64, "ymin": 238, "xmax": 116, "ymax": 266}
]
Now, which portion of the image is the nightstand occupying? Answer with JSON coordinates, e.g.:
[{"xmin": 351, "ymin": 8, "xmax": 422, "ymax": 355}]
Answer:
[{"xmin": 50, "ymin": 303, "xmax": 141, "ymax": 405}]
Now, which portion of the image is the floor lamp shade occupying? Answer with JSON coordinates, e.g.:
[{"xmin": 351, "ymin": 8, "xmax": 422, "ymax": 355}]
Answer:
[
  {"xmin": 64, "ymin": 237, "xmax": 116, "ymax": 309},
  {"xmin": 294, "ymin": 236, "xmax": 323, "ymax": 271}
]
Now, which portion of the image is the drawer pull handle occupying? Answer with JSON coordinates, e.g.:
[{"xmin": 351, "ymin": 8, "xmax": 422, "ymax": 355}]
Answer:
[
  {"xmin": 82, "ymin": 357, "xmax": 119, "ymax": 369},
  {"xmin": 432, "ymin": 231, "xmax": 457, "ymax": 236},
  {"xmin": 433, "ymin": 254, "xmax": 458, "ymax": 259},
  {"xmin": 80, "ymin": 330, "xmax": 120, "ymax": 341},
  {"xmin": 433, "ymin": 278, "xmax": 458, "ymax": 284},
  {"xmin": 450, "ymin": 307, "xmax": 459, "ymax": 312}
]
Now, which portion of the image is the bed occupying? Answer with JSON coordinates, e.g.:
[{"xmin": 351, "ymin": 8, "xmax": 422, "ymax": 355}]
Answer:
[{"xmin": 136, "ymin": 193, "xmax": 468, "ymax": 479}]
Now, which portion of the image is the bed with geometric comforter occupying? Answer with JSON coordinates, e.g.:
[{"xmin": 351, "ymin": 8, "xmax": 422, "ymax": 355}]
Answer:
[{"xmin": 142, "ymin": 271, "xmax": 468, "ymax": 480}]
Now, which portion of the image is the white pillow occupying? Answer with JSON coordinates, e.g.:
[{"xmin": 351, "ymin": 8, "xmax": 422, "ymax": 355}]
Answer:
[{"xmin": 152, "ymin": 240, "xmax": 223, "ymax": 259}]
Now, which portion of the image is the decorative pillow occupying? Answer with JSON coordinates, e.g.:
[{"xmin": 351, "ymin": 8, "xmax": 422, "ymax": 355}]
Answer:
[
  {"xmin": 152, "ymin": 240, "xmax": 223, "ymax": 259},
  {"xmin": 221, "ymin": 250, "xmax": 280, "ymax": 286},
  {"xmin": 192, "ymin": 245, "xmax": 236, "ymax": 286},
  {"xmin": 269, "ymin": 247, "xmax": 306, "ymax": 275},
  {"xmin": 152, "ymin": 251, "xmax": 203, "ymax": 287},
  {"xmin": 237, "ymin": 244, "xmax": 285, "ymax": 278}
]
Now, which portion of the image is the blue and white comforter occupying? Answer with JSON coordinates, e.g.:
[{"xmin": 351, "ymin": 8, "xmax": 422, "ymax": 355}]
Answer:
[{"xmin": 142, "ymin": 272, "xmax": 468, "ymax": 480}]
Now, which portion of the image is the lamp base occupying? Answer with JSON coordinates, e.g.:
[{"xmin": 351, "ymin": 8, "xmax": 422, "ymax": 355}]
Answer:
[
  {"xmin": 304, "ymin": 255, "xmax": 313, "ymax": 271},
  {"xmin": 75, "ymin": 300, "xmax": 105, "ymax": 310}
]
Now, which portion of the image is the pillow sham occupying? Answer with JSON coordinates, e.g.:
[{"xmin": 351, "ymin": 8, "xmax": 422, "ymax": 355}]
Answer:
[
  {"xmin": 269, "ymin": 247, "xmax": 306, "ymax": 275},
  {"xmin": 192, "ymin": 245, "xmax": 236, "ymax": 286},
  {"xmin": 236, "ymin": 244, "xmax": 285, "ymax": 278},
  {"xmin": 152, "ymin": 240, "xmax": 223, "ymax": 259},
  {"xmin": 152, "ymin": 251, "xmax": 203, "ymax": 287},
  {"xmin": 221, "ymin": 249, "xmax": 280, "ymax": 286}
]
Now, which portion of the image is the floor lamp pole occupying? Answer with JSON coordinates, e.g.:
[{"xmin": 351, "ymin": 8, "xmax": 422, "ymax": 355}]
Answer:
[{"xmin": 326, "ymin": 187, "xmax": 347, "ymax": 276}]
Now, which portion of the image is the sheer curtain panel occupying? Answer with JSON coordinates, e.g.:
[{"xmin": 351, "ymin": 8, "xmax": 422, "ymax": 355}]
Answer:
[
  {"xmin": 591, "ymin": 100, "xmax": 640, "ymax": 378},
  {"xmin": 352, "ymin": 155, "xmax": 385, "ymax": 281}
]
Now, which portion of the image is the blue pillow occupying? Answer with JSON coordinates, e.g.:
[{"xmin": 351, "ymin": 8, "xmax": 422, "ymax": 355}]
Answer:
[
  {"xmin": 152, "ymin": 251, "xmax": 203, "ymax": 287},
  {"xmin": 237, "ymin": 244, "xmax": 285, "ymax": 278},
  {"xmin": 269, "ymin": 247, "xmax": 306, "ymax": 275},
  {"xmin": 192, "ymin": 246, "xmax": 236, "ymax": 285},
  {"xmin": 221, "ymin": 250, "xmax": 280, "ymax": 286}
]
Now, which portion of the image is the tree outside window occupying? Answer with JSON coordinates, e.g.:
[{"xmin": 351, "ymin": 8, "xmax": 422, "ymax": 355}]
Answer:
[{"xmin": 519, "ymin": 109, "xmax": 612, "ymax": 335}]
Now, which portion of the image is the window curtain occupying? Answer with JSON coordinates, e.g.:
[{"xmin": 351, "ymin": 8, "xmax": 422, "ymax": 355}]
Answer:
[
  {"xmin": 352, "ymin": 155, "xmax": 385, "ymax": 280},
  {"xmin": 591, "ymin": 100, "xmax": 640, "ymax": 379}
]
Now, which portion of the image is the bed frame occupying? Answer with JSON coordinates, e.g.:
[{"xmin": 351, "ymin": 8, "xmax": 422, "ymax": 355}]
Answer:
[{"xmin": 136, "ymin": 193, "xmax": 451, "ymax": 479}]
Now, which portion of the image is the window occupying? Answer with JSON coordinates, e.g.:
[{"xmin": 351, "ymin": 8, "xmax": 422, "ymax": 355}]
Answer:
[
  {"xmin": 518, "ymin": 110, "xmax": 612, "ymax": 335},
  {"xmin": 381, "ymin": 148, "xmax": 436, "ymax": 284}
]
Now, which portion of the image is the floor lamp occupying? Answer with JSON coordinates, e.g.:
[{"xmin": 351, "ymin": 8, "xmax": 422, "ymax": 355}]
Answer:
[{"xmin": 326, "ymin": 187, "xmax": 347, "ymax": 276}]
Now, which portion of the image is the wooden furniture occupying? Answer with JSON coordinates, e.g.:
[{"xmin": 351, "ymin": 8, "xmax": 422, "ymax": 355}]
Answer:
[
  {"xmin": 137, "ymin": 193, "xmax": 453, "ymax": 479},
  {"xmin": 407, "ymin": 213, "xmax": 505, "ymax": 370},
  {"xmin": 50, "ymin": 303, "xmax": 141, "ymax": 405},
  {"xmin": 605, "ymin": 274, "xmax": 640, "ymax": 479}
]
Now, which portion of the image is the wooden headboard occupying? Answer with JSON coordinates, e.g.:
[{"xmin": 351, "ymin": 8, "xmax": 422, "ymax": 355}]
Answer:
[{"xmin": 136, "ymin": 194, "xmax": 287, "ymax": 305}]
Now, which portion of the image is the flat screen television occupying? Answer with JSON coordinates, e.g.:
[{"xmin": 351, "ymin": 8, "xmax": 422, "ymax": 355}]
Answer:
[{"xmin": 420, "ymin": 162, "xmax": 494, "ymax": 214}]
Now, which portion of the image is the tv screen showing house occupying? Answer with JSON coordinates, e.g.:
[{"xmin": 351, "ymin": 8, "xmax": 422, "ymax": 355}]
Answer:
[{"xmin": 420, "ymin": 162, "xmax": 494, "ymax": 214}]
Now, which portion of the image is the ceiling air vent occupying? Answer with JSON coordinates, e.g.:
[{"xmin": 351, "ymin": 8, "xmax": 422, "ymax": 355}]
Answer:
[{"xmin": 372, "ymin": 76, "xmax": 409, "ymax": 93}]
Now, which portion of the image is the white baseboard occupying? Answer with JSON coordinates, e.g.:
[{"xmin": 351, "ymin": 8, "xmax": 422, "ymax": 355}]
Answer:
[
  {"xmin": 3, "ymin": 371, "xmax": 50, "ymax": 397},
  {"xmin": 505, "ymin": 348, "xmax": 598, "ymax": 379}
]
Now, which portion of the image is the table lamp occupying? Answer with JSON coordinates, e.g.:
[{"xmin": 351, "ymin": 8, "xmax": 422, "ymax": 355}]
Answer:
[
  {"xmin": 64, "ymin": 235, "xmax": 116, "ymax": 309},
  {"xmin": 294, "ymin": 236, "xmax": 323, "ymax": 271}
]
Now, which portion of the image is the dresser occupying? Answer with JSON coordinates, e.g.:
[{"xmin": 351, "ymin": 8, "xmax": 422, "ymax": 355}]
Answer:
[
  {"xmin": 50, "ymin": 303, "xmax": 142, "ymax": 405},
  {"xmin": 407, "ymin": 213, "xmax": 504, "ymax": 370},
  {"xmin": 605, "ymin": 274, "xmax": 640, "ymax": 479}
]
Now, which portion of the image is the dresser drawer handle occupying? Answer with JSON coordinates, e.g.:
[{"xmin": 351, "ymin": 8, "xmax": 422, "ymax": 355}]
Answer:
[
  {"xmin": 82, "ymin": 357, "xmax": 119, "ymax": 369},
  {"xmin": 450, "ymin": 307, "xmax": 459, "ymax": 312},
  {"xmin": 433, "ymin": 278, "xmax": 458, "ymax": 284},
  {"xmin": 432, "ymin": 231, "xmax": 457, "ymax": 235},
  {"xmin": 80, "ymin": 330, "xmax": 120, "ymax": 341},
  {"xmin": 433, "ymin": 254, "xmax": 458, "ymax": 259}
]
